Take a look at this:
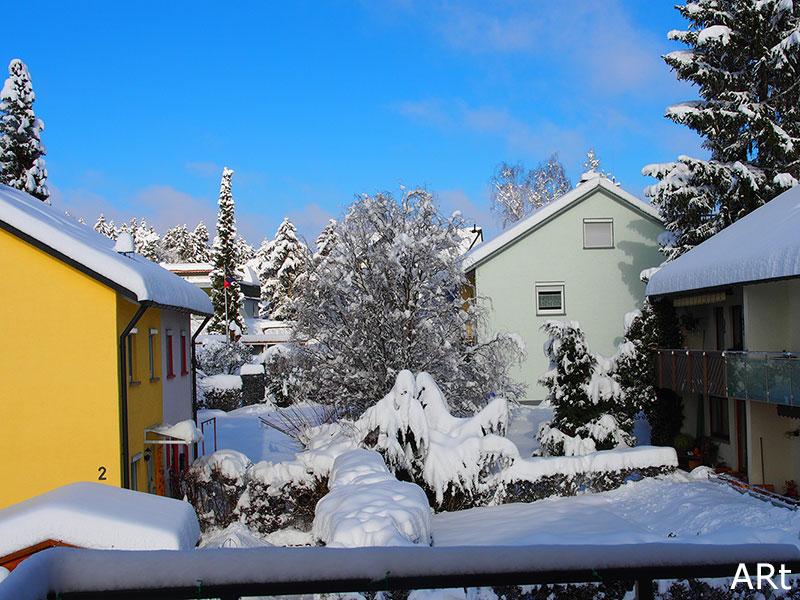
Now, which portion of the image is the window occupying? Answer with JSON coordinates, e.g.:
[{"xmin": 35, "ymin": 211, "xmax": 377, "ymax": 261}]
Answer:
[
  {"xmin": 710, "ymin": 396, "xmax": 730, "ymax": 442},
  {"xmin": 583, "ymin": 218, "xmax": 614, "ymax": 249},
  {"xmin": 535, "ymin": 282, "xmax": 565, "ymax": 316},
  {"xmin": 180, "ymin": 331, "xmax": 189, "ymax": 375},
  {"xmin": 130, "ymin": 453, "xmax": 142, "ymax": 491},
  {"xmin": 730, "ymin": 305, "xmax": 744, "ymax": 351},
  {"xmin": 127, "ymin": 329, "xmax": 140, "ymax": 385},
  {"xmin": 149, "ymin": 328, "xmax": 159, "ymax": 382},
  {"xmin": 166, "ymin": 329, "xmax": 175, "ymax": 378}
]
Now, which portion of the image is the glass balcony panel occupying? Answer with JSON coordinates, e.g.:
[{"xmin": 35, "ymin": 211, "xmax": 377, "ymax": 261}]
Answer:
[
  {"xmin": 746, "ymin": 353, "xmax": 768, "ymax": 402},
  {"xmin": 726, "ymin": 352, "xmax": 748, "ymax": 400},
  {"xmin": 767, "ymin": 355, "xmax": 793, "ymax": 405}
]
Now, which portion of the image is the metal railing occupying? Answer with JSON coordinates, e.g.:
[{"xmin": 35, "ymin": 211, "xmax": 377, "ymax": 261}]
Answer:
[
  {"xmin": 654, "ymin": 349, "xmax": 800, "ymax": 405},
  {"xmin": 3, "ymin": 544, "xmax": 800, "ymax": 600}
]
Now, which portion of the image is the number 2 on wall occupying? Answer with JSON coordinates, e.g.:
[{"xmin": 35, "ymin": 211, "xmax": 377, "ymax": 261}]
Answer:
[{"xmin": 98, "ymin": 466, "xmax": 107, "ymax": 481}]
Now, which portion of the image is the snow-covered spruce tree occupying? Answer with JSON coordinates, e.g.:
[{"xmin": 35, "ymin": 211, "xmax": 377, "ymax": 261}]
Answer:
[
  {"xmin": 292, "ymin": 189, "xmax": 525, "ymax": 417},
  {"xmin": 643, "ymin": 0, "xmax": 800, "ymax": 261},
  {"xmin": 610, "ymin": 310, "xmax": 658, "ymax": 423},
  {"xmin": 191, "ymin": 221, "xmax": 212, "ymax": 262},
  {"xmin": 0, "ymin": 59, "xmax": 48, "ymax": 202},
  {"xmin": 161, "ymin": 224, "xmax": 195, "ymax": 263},
  {"xmin": 234, "ymin": 235, "xmax": 255, "ymax": 265},
  {"xmin": 208, "ymin": 168, "xmax": 245, "ymax": 335},
  {"xmin": 93, "ymin": 214, "xmax": 117, "ymax": 239},
  {"xmin": 259, "ymin": 217, "xmax": 309, "ymax": 320},
  {"xmin": 490, "ymin": 154, "xmax": 571, "ymax": 229},
  {"xmin": 537, "ymin": 321, "xmax": 634, "ymax": 456},
  {"xmin": 314, "ymin": 218, "xmax": 338, "ymax": 262}
]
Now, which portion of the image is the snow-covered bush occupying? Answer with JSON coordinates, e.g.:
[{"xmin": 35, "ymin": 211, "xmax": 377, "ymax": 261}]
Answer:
[
  {"xmin": 537, "ymin": 321, "xmax": 634, "ymax": 456},
  {"xmin": 358, "ymin": 370, "xmax": 517, "ymax": 510},
  {"xmin": 258, "ymin": 343, "xmax": 308, "ymax": 407},
  {"xmin": 196, "ymin": 338, "xmax": 253, "ymax": 375},
  {"xmin": 291, "ymin": 189, "xmax": 525, "ymax": 418},
  {"xmin": 312, "ymin": 449, "xmax": 432, "ymax": 547},
  {"xmin": 198, "ymin": 374, "xmax": 242, "ymax": 411},
  {"xmin": 182, "ymin": 450, "xmax": 252, "ymax": 531}
]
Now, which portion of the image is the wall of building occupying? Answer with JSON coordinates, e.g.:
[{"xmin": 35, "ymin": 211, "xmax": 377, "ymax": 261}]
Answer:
[
  {"xmin": 0, "ymin": 228, "xmax": 122, "ymax": 508},
  {"xmin": 748, "ymin": 400, "xmax": 800, "ymax": 490},
  {"xmin": 474, "ymin": 188, "xmax": 664, "ymax": 401},
  {"xmin": 744, "ymin": 279, "xmax": 800, "ymax": 352},
  {"xmin": 160, "ymin": 310, "xmax": 193, "ymax": 425},
  {"xmin": 117, "ymin": 299, "xmax": 164, "ymax": 494}
]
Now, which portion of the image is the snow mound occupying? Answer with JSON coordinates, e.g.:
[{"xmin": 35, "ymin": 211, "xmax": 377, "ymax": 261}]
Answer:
[
  {"xmin": 200, "ymin": 522, "xmax": 271, "ymax": 549},
  {"xmin": 312, "ymin": 449, "xmax": 432, "ymax": 547},
  {"xmin": 0, "ymin": 482, "xmax": 199, "ymax": 558},
  {"xmin": 201, "ymin": 374, "xmax": 243, "ymax": 391}
]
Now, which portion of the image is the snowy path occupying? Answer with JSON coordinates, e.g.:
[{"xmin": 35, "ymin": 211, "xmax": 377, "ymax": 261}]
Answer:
[
  {"xmin": 198, "ymin": 405, "xmax": 303, "ymax": 463},
  {"xmin": 432, "ymin": 474, "xmax": 800, "ymax": 548}
]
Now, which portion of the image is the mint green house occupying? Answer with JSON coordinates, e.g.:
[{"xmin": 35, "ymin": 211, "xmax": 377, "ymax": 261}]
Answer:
[{"xmin": 464, "ymin": 176, "xmax": 665, "ymax": 402}]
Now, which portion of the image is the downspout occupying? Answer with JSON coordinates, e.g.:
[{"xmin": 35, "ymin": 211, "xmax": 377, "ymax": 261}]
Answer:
[
  {"xmin": 119, "ymin": 304, "xmax": 148, "ymax": 489},
  {"xmin": 191, "ymin": 315, "xmax": 212, "ymax": 421}
]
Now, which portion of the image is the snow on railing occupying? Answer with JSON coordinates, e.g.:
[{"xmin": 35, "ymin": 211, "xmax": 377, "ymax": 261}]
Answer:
[
  {"xmin": 715, "ymin": 472, "xmax": 800, "ymax": 511},
  {"xmin": 3, "ymin": 543, "xmax": 800, "ymax": 600}
]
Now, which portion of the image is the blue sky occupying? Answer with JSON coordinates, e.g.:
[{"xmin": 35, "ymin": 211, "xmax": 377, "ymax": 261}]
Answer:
[{"xmin": 6, "ymin": 1, "xmax": 706, "ymax": 244}]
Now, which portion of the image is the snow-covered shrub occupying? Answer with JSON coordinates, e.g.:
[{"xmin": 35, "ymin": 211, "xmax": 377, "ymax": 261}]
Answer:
[
  {"xmin": 182, "ymin": 450, "xmax": 251, "ymax": 532},
  {"xmin": 291, "ymin": 189, "xmax": 525, "ymax": 419},
  {"xmin": 258, "ymin": 343, "xmax": 308, "ymax": 407},
  {"xmin": 493, "ymin": 582, "xmax": 630, "ymax": 600},
  {"xmin": 537, "ymin": 321, "xmax": 634, "ymax": 456},
  {"xmin": 500, "ymin": 446, "xmax": 677, "ymax": 503},
  {"xmin": 198, "ymin": 374, "xmax": 242, "ymax": 411},
  {"xmin": 196, "ymin": 337, "xmax": 253, "ymax": 375},
  {"xmin": 312, "ymin": 449, "xmax": 432, "ymax": 547},
  {"xmin": 240, "ymin": 363, "xmax": 265, "ymax": 406},
  {"xmin": 238, "ymin": 461, "xmax": 329, "ymax": 537},
  {"xmin": 358, "ymin": 370, "xmax": 517, "ymax": 510}
]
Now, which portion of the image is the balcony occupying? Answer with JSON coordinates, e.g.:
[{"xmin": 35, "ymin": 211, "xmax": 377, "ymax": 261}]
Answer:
[{"xmin": 654, "ymin": 349, "xmax": 800, "ymax": 405}]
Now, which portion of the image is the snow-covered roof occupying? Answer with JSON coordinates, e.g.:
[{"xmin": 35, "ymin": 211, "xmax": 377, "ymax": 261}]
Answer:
[
  {"xmin": 0, "ymin": 186, "xmax": 213, "ymax": 315},
  {"xmin": 161, "ymin": 262, "xmax": 213, "ymax": 273},
  {"xmin": 0, "ymin": 482, "xmax": 199, "ymax": 558},
  {"xmin": 647, "ymin": 185, "xmax": 800, "ymax": 297},
  {"xmin": 463, "ymin": 177, "xmax": 661, "ymax": 270}
]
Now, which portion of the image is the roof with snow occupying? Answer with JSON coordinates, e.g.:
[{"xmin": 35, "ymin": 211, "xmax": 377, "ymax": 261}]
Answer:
[
  {"xmin": 0, "ymin": 185, "xmax": 213, "ymax": 315},
  {"xmin": 463, "ymin": 177, "xmax": 661, "ymax": 270},
  {"xmin": 646, "ymin": 185, "xmax": 800, "ymax": 297},
  {"xmin": 0, "ymin": 482, "xmax": 199, "ymax": 558}
]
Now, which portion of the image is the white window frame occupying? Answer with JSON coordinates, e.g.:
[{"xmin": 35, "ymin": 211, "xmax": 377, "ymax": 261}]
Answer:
[
  {"xmin": 535, "ymin": 282, "xmax": 565, "ymax": 316},
  {"xmin": 583, "ymin": 218, "xmax": 614, "ymax": 249}
]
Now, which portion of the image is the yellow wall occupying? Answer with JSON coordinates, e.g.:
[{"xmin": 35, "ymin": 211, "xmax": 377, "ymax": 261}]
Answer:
[
  {"xmin": 0, "ymin": 228, "xmax": 121, "ymax": 507},
  {"xmin": 116, "ymin": 298, "xmax": 164, "ymax": 493}
]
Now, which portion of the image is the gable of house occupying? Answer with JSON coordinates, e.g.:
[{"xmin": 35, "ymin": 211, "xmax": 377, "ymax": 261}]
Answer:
[{"xmin": 466, "ymin": 178, "xmax": 664, "ymax": 402}]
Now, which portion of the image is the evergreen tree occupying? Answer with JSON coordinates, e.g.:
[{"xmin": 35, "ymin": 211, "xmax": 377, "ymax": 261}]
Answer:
[
  {"xmin": 162, "ymin": 224, "xmax": 195, "ymax": 262},
  {"xmin": 643, "ymin": 0, "xmax": 800, "ymax": 260},
  {"xmin": 234, "ymin": 235, "xmax": 256, "ymax": 265},
  {"xmin": 93, "ymin": 214, "xmax": 117, "ymax": 239},
  {"xmin": 208, "ymin": 168, "xmax": 245, "ymax": 335},
  {"xmin": 134, "ymin": 219, "xmax": 162, "ymax": 261},
  {"xmin": 191, "ymin": 221, "xmax": 212, "ymax": 262},
  {"xmin": 292, "ymin": 189, "xmax": 525, "ymax": 417},
  {"xmin": 537, "ymin": 321, "xmax": 634, "ymax": 456},
  {"xmin": 314, "ymin": 219, "xmax": 338, "ymax": 262},
  {"xmin": 0, "ymin": 59, "xmax": 48, "ymax": 202},
  {"xmin": 259, "ymin": 217, "xmax": 309, "ymax": 320}
]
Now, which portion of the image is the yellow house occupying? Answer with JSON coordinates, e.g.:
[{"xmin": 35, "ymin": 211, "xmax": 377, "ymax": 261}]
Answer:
[{"xmin": 0, "ymin": 185, "xmax": 213, "ymax": 508}]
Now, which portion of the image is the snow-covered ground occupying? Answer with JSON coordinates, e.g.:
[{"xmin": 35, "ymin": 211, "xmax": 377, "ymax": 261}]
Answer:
[
  {"xmin": 197, "ymin": 404, "xmax": 304, "ymax": 463},
  {"xmin": 433, "ymin": 470, "xmax": 800, "ymax": 548}
]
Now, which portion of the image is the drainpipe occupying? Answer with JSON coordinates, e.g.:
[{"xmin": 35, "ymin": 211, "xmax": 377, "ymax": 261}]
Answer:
[
  {"xmin": 191, "ymin": 315, "xmax": 212, "ymax": 421},
  {"xmin": 119, "ymin": 304, "xmax": 148, "ymax": 489}
]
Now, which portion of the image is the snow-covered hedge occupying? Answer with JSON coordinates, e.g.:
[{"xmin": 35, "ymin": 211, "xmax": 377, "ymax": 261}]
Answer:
[
  {"xmin": 312, "ymin": 449, "xmax": 432, "ymax": 547},
  {"xmin": 182, "ymin": 450, "xmax": 252, "ymax": 531},
  {"xmin": 198, "ymin": 374, "xmax": 242, "ymax": 411}
]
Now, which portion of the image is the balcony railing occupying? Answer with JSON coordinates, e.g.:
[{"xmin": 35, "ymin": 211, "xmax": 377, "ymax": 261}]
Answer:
[{"xmin": 654, "ymin": 349, "xmax": 800, "ymax": 405}]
